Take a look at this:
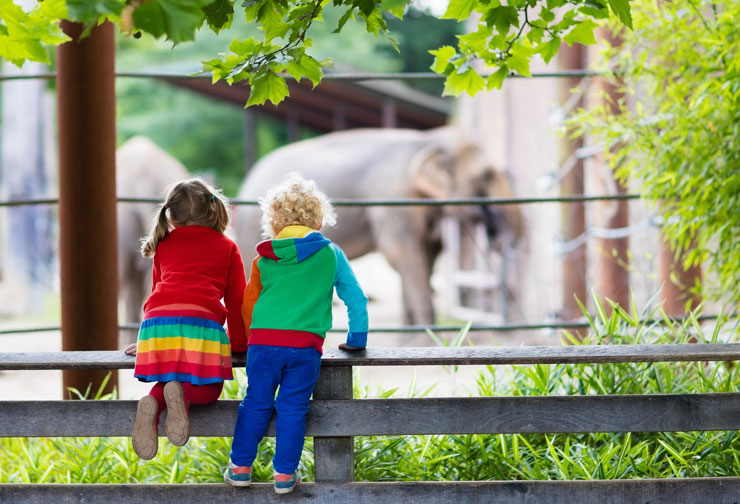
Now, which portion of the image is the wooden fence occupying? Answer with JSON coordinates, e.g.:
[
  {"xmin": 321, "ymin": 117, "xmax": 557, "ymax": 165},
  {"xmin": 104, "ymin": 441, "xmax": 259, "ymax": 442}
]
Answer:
[{"xmin": 3, "ymin": 344, "xmax": 740, "ymax": 503}]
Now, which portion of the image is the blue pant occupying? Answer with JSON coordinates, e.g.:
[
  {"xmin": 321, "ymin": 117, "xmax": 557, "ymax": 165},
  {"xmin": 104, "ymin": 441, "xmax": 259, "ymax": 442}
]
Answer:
[{"xmin": 230, "ymin": 345, "xmax": 322, "ymax": 474}]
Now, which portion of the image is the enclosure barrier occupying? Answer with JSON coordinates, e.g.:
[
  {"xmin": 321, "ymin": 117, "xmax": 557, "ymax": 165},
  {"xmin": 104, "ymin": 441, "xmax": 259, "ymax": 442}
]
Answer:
[{"xmin": 3, "ymin": 345, "xmax": 740, "ymax": 503}]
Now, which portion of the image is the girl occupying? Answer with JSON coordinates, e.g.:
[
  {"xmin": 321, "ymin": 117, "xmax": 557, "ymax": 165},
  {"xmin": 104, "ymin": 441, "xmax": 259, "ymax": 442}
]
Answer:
[
  {"xmin": 223, "ymin": 173, "xmax": 368, "ymax": 494},
  {"xmin": 124, "ymin": 178, "xmax": 247, "ymax": 460}
]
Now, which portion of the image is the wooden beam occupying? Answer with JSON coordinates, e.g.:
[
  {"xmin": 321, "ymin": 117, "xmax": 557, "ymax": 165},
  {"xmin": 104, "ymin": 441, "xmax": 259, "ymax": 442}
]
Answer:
[
  {"xmin": 3, "ymin": 393, "xmax": 740, "ymax": 437},
  {"xmin": 558, "ymin": 44, "xmax": 587, "ymax": 332},
  {"xmin": 56, "ymin": 20, "xmax": 118, "ymax": 398},
  {"xmin": 314, "ymin": 366, "xmax": 354, "ymax": 483},
  {"xmin": 2, "ymin": 343, "xmax": 740, "ymax": 370},
  {"xmin": 4, "ymin": 478, "xmax": 740, "ymax": 504}
]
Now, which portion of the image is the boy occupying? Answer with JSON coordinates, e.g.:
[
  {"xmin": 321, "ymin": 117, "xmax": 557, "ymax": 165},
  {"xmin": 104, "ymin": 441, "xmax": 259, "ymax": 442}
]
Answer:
[{"xmin": 224, "ymin": 173, "xmax": 368, "ymax": 494}]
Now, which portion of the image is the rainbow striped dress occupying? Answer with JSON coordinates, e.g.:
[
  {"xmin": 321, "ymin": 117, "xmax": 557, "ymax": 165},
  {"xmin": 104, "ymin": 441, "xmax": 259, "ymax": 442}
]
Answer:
[{"xmin": 133, "ymin": 308, "xmax": 233, "ymax": 385}]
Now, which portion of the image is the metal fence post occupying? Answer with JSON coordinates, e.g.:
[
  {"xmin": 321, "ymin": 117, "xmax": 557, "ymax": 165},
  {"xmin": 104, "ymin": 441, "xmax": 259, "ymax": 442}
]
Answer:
[{"xmin": 313, "ymin": 365, "xmax": 354, "ymax": 483}]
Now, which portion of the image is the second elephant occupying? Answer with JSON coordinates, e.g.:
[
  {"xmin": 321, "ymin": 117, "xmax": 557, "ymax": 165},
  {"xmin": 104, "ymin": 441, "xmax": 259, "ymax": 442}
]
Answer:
[{"xmin": 235, "ymin": 127, "xmax": 522, "ymax": 326}]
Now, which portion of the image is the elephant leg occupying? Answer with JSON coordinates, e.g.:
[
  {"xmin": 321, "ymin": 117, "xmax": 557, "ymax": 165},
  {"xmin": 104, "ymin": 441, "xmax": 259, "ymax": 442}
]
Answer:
[{"xmin": 377, "ymin": 238, "xmax": 435, "ymax": 326}]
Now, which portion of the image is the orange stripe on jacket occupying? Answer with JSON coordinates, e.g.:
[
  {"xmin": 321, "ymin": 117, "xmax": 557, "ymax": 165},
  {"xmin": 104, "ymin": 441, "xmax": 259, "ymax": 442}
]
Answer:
[{"xmin": 241, "ymin": 256, "xmax": 263, "ymax": 342}]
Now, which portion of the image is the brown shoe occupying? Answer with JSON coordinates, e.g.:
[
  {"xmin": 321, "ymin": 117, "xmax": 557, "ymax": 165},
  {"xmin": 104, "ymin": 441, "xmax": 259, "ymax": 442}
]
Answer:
[
  {"xmin": 132, "ymin": 395, "xmax": 158, "ymax": 460},
  {"xmin": 164, "ymin": 381, "xmax": 189, "ymax": 446}
]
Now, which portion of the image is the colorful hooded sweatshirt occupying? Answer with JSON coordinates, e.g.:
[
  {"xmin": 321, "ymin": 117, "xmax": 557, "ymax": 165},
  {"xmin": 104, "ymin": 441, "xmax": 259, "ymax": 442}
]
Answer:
[{"xmin": 242, "ymin": 225, "xmax": 368, "ymax": 354}]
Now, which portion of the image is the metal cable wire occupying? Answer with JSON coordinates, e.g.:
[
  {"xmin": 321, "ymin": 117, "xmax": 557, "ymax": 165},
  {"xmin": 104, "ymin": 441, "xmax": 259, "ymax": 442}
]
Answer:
[
  {"xmin": 0, "ymin": 194, "xmax": 642, "ymax": 207},
  {"xmin": 0, "ymin": 314, "xmax": 729, "ymax": 336},
  {"xmin": 0, "ymin": 69, "xmax": 612, "ymax": 82}
]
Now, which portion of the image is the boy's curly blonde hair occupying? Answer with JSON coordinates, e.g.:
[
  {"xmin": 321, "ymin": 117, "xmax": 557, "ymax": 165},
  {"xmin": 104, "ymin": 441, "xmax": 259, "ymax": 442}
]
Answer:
[{"xmin": 259, "ymin": 173, "xmax": 337, "ymax": 238}]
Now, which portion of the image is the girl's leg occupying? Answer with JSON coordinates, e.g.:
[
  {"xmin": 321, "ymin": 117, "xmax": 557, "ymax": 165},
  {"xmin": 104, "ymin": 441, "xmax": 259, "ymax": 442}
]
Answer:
[
  {"xmin": 148, "ymin": 382, "xmax": 167, "ymax": 424},
  {"xmin": 230, "ymin": 346, "xmax": 283, "ymax": 467},
  {"xmin": 273, "ymin": 347, "xmax": 322, "ymax": 475},
  {"xmin": 181, "ymin": 382, "xmax": 223, "ymax": 405}
]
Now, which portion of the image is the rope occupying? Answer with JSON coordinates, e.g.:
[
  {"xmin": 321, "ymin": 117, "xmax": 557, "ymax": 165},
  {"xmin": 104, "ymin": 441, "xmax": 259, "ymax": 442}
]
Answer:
[{"xmin": 554, "ymin": 216, "xmax": 659, "ymax": 255}]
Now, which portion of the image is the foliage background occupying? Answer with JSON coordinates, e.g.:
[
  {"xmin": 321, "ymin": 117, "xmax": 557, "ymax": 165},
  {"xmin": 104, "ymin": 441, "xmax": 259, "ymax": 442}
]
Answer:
[
  {"xmin": 571, "ymin": 0, "xmax": 740, "ymax": 306},
  {"xmin": 114, "ymin": 6, "xmax": 460, "ymax": 196}
]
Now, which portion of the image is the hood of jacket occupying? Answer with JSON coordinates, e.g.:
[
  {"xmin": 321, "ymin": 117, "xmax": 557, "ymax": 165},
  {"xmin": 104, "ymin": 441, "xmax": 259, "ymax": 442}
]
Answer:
[{"xmin": 256, "ymin": 225, "xmax": 330, "ymax": 264}]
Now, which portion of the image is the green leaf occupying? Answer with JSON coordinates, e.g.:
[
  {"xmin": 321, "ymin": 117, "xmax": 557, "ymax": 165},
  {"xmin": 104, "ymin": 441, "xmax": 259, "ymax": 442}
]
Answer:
[
  {"xmin": 484, "ymin": 6, "xmax": 518, "ymax": 36},
  {"xmin": 526, "ymin": 26, "xmax": 544, "ymax": 43},
  {"xmin": 507, "ymin": 48, "xmax": 531, "ymax": 76},
  {"xmin": 457, "ymin": 26, "xmax": 491, "ymax": 52},
  {"xmin": 358, "ymin": 0, "xmax": 375, "ymax": 16},
  {"xmin": 563, "ymin": 19, "xmax": 599, "ymax": 46},
  {"xmin": 441, "ymin": 0, "xmax": 476, "ymax": 21},
  {"xmin": 333, "ymin": 7, "xmax": 355, "ymax": 33},
  {"xmin": 539, "ymin": 8, "xmax": 555, "ymax": 22},
  {"xmin": 607, "ymin": 0, "xmax": 632, "ymax": 30},
  {"xmin": 486, "ymin": 65, "xmax": 508, "ymax": 90},
  {"xmin": 203, "ymin": 0, "xmax": 234, "ymax": 31},
  {"xmin": 382, "ymin": 0, "xmax": 409, "ymax": 18},
  {"xmin": 65, "ymin": 0, "xmax": 124, "ymax": 21},
  {"xmin": 285, "ymin": 53, "xmax": 323, "ymax": 87},
  {"xmin": 246, "ymin": 70, "xmax": 289, "ymax": 106},
  {"xmin": 133, "ymin": 0, "xmax": 210, "ymax": 44},
  {"xmin": 443, "ymin": 66, "xmax": 485, "ymax": 97},
  {"xmin": 429, "ymin": 45, "xmax": 457, "ymax": 74},
  {"xmin": 536, "ymin": 36, "xmax": 560, "ymax": 63}
]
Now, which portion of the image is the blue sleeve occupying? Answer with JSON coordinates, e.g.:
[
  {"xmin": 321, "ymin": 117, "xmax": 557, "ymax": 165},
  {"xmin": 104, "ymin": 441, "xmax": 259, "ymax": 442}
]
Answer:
[{"xmin": 332, "ymin": 243, "xmax": 368, "ymax": 348}]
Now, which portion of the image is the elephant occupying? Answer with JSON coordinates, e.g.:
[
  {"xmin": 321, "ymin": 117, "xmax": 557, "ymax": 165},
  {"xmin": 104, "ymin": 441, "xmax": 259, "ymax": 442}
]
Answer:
[
  {"xmin": 116, "ymin": 136, "xmax": 189, "ymax": 336},
  {"xmin": 234, "ymin": 127, "xmax": 522, "ymax": 325}
]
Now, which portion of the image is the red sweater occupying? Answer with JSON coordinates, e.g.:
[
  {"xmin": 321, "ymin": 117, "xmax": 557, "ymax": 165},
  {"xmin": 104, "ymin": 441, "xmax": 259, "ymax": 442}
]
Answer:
[{"xmin": 143, "ymin": 226, "xmax": 248, "ymax": 352}]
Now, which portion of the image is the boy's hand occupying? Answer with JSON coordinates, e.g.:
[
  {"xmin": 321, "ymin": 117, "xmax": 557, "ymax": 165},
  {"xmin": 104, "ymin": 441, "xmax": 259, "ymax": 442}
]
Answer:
[
  {"xmin": 124, "ymin": 343, "xmax": 137, "ymax": 356},
  {"xmin": 339, "ymin": 343, "xmax": 365, "ymax": 351}
]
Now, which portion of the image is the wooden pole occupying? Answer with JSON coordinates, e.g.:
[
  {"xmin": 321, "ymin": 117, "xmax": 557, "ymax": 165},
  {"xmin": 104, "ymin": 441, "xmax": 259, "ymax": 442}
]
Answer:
[
  {"xmin": 591, "ymin": 29, "xmax": 629, "ymax": 312},
  {"xmin": 558, "ymin": 44, "xmax": 587, "ymax": 335},
  {"xmin": 57, "ymin": 20, "xmax": 118, "ymax": 398},
  {"xmin": 658, "ymin": 235, "xmax": 702, "ymax": 316}
]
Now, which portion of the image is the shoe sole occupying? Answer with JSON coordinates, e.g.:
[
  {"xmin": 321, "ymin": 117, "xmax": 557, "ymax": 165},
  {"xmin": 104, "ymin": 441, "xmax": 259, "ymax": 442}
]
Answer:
[
  {"xmin": 164, "ymin": 382, "xmax": 189, "ymax": 446},
  {"xmin": 132, "ymin": 395, "xmax": 158, "ymax": 460},
  {"xmin": 223, "ymin": 469, "xmax": 252, "ymax": 487},
  {"xmin": 274, "ymin": 473, "xmax": 300, "ymax": 494}
]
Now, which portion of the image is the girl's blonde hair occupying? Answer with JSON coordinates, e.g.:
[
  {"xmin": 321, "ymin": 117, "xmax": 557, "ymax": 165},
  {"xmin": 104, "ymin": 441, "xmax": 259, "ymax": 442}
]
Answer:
[
  {"xmin": 259, "ymin": 173, "xmax": 336, "ymax": 238},
  {"xmin": 141, "ymin": 178, "xmax": 230, "ymax": 257}
]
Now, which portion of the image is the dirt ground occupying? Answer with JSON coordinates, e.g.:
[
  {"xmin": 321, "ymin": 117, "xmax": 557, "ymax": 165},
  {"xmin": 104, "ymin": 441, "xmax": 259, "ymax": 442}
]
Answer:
[{"xmin": 0, "ymin": 253, "xmax": 561, "ymax": 400}]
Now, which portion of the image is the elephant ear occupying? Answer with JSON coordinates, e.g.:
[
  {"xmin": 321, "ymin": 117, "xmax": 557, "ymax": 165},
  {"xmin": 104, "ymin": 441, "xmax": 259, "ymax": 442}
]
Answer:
[{"xmin": 409, "ymin": 145, "xmax": 453, "ymax": 199}]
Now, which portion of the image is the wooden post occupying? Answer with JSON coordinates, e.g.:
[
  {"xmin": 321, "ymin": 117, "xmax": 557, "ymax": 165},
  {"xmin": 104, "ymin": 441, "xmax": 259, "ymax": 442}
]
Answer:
[
  {"xmin": 591, "ymin": 28, "xmax": 629, "ymax": 312},
  {"xmin": 558, "ymin": 44, "xmax": 587, "ymax": 334},
  {"xmin": 313, "ymin": 365, "xmax": 354, "ymax": 482},
  {"xmin": 57, "ymin": 20, "xmax": 118, "ymax": 398},
  {"xmin": 658, "ymin": 235, "xmax": 702, "ymax": 316}
]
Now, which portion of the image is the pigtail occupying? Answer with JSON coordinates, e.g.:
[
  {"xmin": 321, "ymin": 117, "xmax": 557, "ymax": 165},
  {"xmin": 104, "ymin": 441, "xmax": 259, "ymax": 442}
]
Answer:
[
  {"xmin": 141, "ymin": 204, "xmax": 171, "ymax": 258},
  {"xmin": 210, "ymin": 193, "xmax": 230, "ymax": 234}
]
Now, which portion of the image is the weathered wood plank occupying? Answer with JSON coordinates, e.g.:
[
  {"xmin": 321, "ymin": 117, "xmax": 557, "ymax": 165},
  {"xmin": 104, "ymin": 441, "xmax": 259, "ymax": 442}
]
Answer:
[
  {"xmin": 313, "ymin": 366, "xmax": 354, "ymax": 483},
  {"xmin": 3, "ymin": 478, "xmax": 740, "ymax": 504},
  {"xmin": 2, "ymin": 343, "xmax": 740, "ymax": 370},
  {"xmin": 3, "ymin": 393, "xmax": 740, "ymax": 437}
]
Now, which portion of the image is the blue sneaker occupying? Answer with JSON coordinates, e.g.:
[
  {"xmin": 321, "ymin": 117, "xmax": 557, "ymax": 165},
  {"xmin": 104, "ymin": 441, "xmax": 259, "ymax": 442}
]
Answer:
[
  {"xmin": 274, "ymin": 472, "xmax": 300, "ymax": 494},
  {"xmin": 223, "ymin": 462, "xmax": 252, "ymax": 487}
]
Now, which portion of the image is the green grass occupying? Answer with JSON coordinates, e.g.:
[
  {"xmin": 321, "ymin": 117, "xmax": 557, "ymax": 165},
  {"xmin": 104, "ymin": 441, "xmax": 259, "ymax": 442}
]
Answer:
[{"xmin": 3, "ymin": 298, "xmax": 740, "ymax": 483}]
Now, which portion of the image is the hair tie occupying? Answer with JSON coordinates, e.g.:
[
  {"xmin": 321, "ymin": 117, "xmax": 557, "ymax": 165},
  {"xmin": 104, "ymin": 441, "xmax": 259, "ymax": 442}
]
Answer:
[
  {"xmin": 163, "ymin": 204, "xmax": 168, "ymax": 210},
  {"xmin": 211, "ymin": 194, "xmax": 216, "ymax": 201}
]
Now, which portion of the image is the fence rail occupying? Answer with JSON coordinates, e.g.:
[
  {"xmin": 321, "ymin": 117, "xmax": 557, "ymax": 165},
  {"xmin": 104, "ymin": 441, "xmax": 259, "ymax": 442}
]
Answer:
[
  {"xmin": 3, "ymin": 345, "xmax": 740, "ymax": 503},
  {"xmin": 2, "ymin": 343, "xmax": 740, "ymax": 370},
  {"xmin": 6, "ymin": 479, "xmax": 739, "ymax": 504}
]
